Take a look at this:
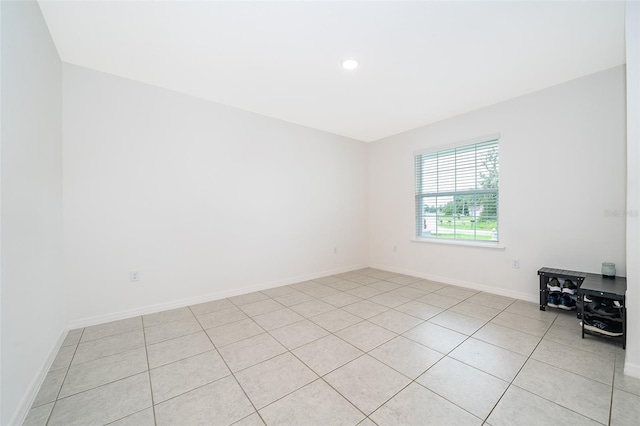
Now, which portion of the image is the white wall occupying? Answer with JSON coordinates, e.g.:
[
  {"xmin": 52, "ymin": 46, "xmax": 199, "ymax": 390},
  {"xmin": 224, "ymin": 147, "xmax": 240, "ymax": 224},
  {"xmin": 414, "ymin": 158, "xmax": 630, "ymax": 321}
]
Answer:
[
  {"xmin": 63, "ymin": 64, "xmax": 368, "ymax": 324},
  {"xmin": 625, "ymin": 0, "xmax": 640, "ymax": 378},
  {"xmin": 368, "ymin": 66, "xmax": 627, "ymax": 301},
  {"xmin": 0, "ymin": 1, "xmax": 66, "ymax": 424}
]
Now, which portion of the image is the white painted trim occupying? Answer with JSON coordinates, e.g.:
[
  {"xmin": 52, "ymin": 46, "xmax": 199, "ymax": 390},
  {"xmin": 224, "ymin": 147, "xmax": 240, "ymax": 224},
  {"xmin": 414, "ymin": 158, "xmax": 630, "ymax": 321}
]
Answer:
[
  {"xmin": 67, "ymin": 264, "xmax": 366, "ymax": 329},
  {"xmin": 368, "ymin": 263, "xmax": 538, "ymax": 303},
  {"xmin": 411, "ymin": 238, "xmax": 505, "ymax": 250},
  {"xmin": 413, "ymin": 132, "xmax": 501, "ymax": 156},
  {"xmin": 623, "ymin": 361, "xmax": 640, "ymax": 379},
  {"xmin": 9, "ymin": 329, "xmax": 67, "ymax": 426}
]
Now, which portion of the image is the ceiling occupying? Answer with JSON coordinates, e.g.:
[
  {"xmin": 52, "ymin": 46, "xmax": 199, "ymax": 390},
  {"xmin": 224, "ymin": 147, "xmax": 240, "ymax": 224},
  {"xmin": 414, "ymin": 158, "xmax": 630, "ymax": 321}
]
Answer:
[{"xmin": 38, "ymin": 0, "xmax": 626, "ymax": 142}]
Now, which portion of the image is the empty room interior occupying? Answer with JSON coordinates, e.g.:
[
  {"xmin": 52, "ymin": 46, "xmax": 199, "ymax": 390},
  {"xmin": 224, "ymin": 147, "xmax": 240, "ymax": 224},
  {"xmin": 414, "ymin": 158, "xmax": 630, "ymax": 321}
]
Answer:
[{"xmin": 2, "ymin": 0, "xmax": 640, "ymax": 425}]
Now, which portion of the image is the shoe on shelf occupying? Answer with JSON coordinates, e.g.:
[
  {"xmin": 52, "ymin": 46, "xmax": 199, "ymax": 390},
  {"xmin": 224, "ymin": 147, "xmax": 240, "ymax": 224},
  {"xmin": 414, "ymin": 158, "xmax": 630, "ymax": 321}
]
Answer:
[
  {"xmin": 581, "ymin": 318, "xmax": 623, "ymax": 337},
  {"xmin": 583, "ymin": 295, "xmax": 594, "ymax": 303},
  {"xmin": 547, "ymin": 278, "xmax": 561, "ymax": 292},
  {"xmin": 562, "ymin": 279, "xmax": 577, "ymax": 294},
  {"xmin": 559, "ymin": 294, "xmax": 576, "ymax": 310},
  {"xmin": 548, "ymin": 292, "xmax": 561, "ymax": 308},
  {"xmin": 585, "ymin": 301, "xmax": 621, "ymax": 318}
]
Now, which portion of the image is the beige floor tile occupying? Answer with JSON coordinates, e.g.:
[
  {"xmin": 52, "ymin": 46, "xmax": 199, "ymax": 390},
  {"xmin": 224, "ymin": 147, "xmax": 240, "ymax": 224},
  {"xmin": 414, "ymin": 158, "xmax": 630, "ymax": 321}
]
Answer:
[
  {"xmin": 368, "ymin": 293, "xmax": 411, "ymax": 308},
  {"xmin": 321, "ymin": 292, "xmax": 363, "ymax": 307},
  {"xmin": 417, "ymin": 357, "xmax": 508, "ymax": 419},
  {"xmin": 269, "ymin": 319, "xmax": 329, "ymax": 350},
  {"xmin": 218, "ymin": 333, "xmax": 287, "ymax": 372},
  {"xmin": 289, "ymin": 299, "xmax": 336, "ymax": 317},
  {"xmin": 301, "ymin": 285, "xmax": 340, "ymax": 298},
  {"xmin": 143, "ymin": 316, "xmax": 202, "ymax": 345},
  {"xmin": 449, "ymin": 338, "xmax": 527, "ymax": 382},
  {"xmin": 324, "ymin": 355, "xmax": 411, "ymax": 415},
  {"xmin": 544, "ymin": 322, "xmax": 624, "ymax": 355},
  {"xmin": 368, "ymin": 310, "xmax": 423, "ymax": 334},
  {"xmin": 346, "ymin": 286, "xmax": 385, "ymax": 299},
  {"xmin": 59, "ymin": 347, "xmax": 148, "ymax": 398},
  {"xmin": 487, "ymin": 385, "xmax": 602, "ymax": 426},
  {"xmin": 513, "ymin": 358, "xmax": 612, "ymax": 424},
  {"xmin": 252, "ymin": 308, "xmax": 304, "ymax": 331},
  {"xmin": 611, "ymin": 388, "xmax": 640, "ymax": 426},
  {"xmin": 235, "ymin": 353, "xmax": 318, "ymax": 408},
  {"xmin": 387, "ymin": 286, "xmax": 429, "ymax": 300},
  {"xmin": 143, "ymin": 307, "xmax": 194, "ymax": 328},
  {"xmin": 491, "ymin": 311, "xmax": 552, "ymax": 337},
  {"xmin": 465, "ymin": 292, "xmax": 515, "ymax": 310},
  {"xmin": 504, "ymin": 300, "xmax": 558, "ymax": 323},
  {"xmin": 81, "ymin": 317, "xmax": 142, "ymax": 343},
  {"xmin": 416, "ymin": 293, "xmax": 462, "ymax": 309},
  {"xmin": 386, "ymin": 275, "xmax": 422, "ymax": 285},
  {"xmin": 49, "ymin": 345, "xmax": 75, "ymax": 372},
  {"xmin": 261, "ymin": 285, "xmax": 298, "ymax": 298},
  {"xmin": 232, "ymin": 412, "xmax": 264, "ymax": 426},
  {"xmin": 394, "ymin": 300, "xmax": 443, "ymax": 320},
  {"xmin": 206, "ymin": 318, "xmax": 264, "ymax": 347},
  {"xmin": 309, "ymin": 309, "xmax": 363, "ymax": 332},
  {"xmin": 434, "ymin": 286, "xmax": 478, "ymax": 300},
  {"xmin": 367, "ymin": 281, "xmax": 403, "ymax": 292},
  {"xmin": 239, "ymin": 299, "xmax": 285, "ymax": 317},
  {"xmin": 196, "ymin": 306, "xmax": 248, "ymax": 329},
  {"xmin": 531, "ymin": 339, "xmax": 615, "ymax": 385},
  {"xmin": 32, "ymin": 369, "xmax": 66, "ymax": 407},
  {"xmin": 369, "ymin": 336, "xmax": 443, "ymax": 379},
  {"xmin": 370, "ymin": 382, "xmax": 481, "ymax": 426},
  {"xmin": 403, "ymin": 322, "xmax": 467, "ymax": 354},
  {"xmin": 72, "ymin": 329, "xmax": 145, "ymax": 366},
  {"xmin": 259, "ymin": 379, "xmax": 365, "ymax": 426},
  {"xmin": 273, "ymin": 291, "xmax": 315, "ymax": 307},
  {"xmin": 348, "ymin": 276, "xmax": 381, "ymax": 286},
  {"xmin": 342, "ymin": 300, "xmax": 389, "ymax": 319},
  {"xmin": 472, "ymin": 322, "xmax": 541, "ymax": 356},
  {"xmin": 23, "ymin": 402, "xmax": 54, "ymax": 426},
  {"xmin": 61, "ymin": 329, "xmax": 83, "ymax": 348},
  {"xmin": 292, "ymin": 335, "xmax": 364, "ymax": 376},
  {"xmin": 154, "ymin": 376, "xmax": 253, "ymax": 426},
  {"xmin": 146, "ymin": 331, "xmax": 214, "ymax": 368},
  {"xmin": 229, "ymin": 291, "xmax": 269, "ymax": 306},
  {"xmin": 336, "ymin": 321, "xmax": 397, "ymax": 352},
  {"xmin": 615, "ymin": 352, "xmax": 640, "ymax": 396},
  {"xmin": 48, "ymin": 373, "xmax": 151, "ymax": 426},
  {"xmin": 325, "ymin": 279, "xmax": 363, "ymax": 292},
  {"xmin": 189, "ymin": 298, "xmax": 235, "ymax": 316},
  {"xmin": 108, "ymin": 408, "xmax": 155, "ymax": 426},
  {"xmin": 150, "ymin": 350, "xmax": 230, "ymax": 403},
  {"xmin": 407, "ymin": 280, "xmax": 447, "ymax": 293},
  {"xmin": 448, "ymin": 301, "xmax": 501, "ymax": 321}
]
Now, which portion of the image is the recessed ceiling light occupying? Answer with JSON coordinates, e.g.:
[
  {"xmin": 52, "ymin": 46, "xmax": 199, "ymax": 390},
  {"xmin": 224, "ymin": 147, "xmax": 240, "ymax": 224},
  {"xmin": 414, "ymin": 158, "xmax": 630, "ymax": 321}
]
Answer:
[{"xmin": 342, "ymin": 59, "xmax": 359, "ymax": 70}]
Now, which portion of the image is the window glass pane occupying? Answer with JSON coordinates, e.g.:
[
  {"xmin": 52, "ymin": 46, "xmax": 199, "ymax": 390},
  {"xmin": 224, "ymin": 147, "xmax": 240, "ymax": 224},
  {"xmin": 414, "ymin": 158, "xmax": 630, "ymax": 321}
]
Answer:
[{"xmin": 415, "ymin": 138, "xmax": 499, "ymax": 242}]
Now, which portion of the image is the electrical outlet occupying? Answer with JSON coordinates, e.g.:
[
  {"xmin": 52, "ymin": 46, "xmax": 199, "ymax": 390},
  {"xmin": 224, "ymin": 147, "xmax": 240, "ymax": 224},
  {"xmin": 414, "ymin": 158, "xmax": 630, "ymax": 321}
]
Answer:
[
  {"xmin": 512, "ymin": 259, "xmax": 520, "ymax": 269},
  {"xmin": 130, "ymin": 271, "xmax": 140, "ymax": 282}
]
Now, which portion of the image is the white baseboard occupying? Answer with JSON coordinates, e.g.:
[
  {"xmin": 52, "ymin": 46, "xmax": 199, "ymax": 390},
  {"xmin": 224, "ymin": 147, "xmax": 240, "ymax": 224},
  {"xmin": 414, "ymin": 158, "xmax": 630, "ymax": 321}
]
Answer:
[
  {"xmin": 624, "ymin": 361, "xmax": 640, "ymax": 379},
  {"xmin": 67, "ymin": 264, "xmax": 366, "ymax": 329},
  {"xmin": 9, "ymin": 329, "xmax": 68, "ymax": 426},
  {"xmin": 368, "ymin": 263, "xmax": 538, "ymax": 303}
]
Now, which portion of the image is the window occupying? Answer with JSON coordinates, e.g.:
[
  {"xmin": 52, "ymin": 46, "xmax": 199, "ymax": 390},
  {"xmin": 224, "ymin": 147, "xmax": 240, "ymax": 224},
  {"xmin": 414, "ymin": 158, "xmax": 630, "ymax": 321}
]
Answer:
[{"xmin": 415, "ymin": 136, "xmax": 499, "ymax": 242}]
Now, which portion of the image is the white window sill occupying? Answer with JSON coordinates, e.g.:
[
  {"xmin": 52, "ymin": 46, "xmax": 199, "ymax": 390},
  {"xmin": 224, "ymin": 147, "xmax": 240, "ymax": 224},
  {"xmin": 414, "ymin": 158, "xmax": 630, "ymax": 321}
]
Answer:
[{"xmin": 411, "ymin": 237, "xmax": 505, "ymax": 250}]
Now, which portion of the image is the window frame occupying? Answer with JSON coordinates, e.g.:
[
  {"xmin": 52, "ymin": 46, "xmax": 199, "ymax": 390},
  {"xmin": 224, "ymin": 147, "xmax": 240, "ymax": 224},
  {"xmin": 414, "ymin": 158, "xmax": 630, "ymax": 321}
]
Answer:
[{"xmin": 414, "ymin": 134, "xmax": 500, "ymax": 244}]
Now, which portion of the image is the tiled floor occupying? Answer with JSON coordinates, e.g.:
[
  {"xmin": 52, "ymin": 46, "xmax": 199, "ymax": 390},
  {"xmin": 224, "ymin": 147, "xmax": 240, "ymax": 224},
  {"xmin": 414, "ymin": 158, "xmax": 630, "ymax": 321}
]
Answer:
[{"xmin": 24, "ymin": 268, "xmax": 640, "ymax": 426}]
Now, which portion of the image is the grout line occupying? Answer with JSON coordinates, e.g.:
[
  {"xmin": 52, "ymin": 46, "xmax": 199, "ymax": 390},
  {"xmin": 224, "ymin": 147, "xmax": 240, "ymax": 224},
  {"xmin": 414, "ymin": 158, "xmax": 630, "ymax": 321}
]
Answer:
[
  {"xmin": 189, "ymin": 305, "xmax": 270, "ymax": 426},
  {"xmin": 45, "ymin": 327, "xmax": 85, "ymax": 426},
  {"xmin": 140, "ymin": 316, "xmax": 158, "ymax": 426}
]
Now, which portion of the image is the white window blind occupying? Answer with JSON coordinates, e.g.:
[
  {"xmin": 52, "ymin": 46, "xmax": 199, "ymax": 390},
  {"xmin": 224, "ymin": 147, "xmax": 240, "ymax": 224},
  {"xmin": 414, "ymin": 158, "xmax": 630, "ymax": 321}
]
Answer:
[{"xmin": 415, "ymin": 137, "xmax": 499, "ymax": 242}]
